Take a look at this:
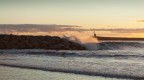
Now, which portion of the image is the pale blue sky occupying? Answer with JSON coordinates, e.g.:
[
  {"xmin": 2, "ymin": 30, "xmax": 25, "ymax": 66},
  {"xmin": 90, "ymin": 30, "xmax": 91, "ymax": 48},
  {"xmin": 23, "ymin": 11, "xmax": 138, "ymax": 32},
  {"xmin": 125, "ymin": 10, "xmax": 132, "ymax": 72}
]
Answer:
[{"xmin": 0, "ymin": 0, "xmax": 144, "ymax": 29}]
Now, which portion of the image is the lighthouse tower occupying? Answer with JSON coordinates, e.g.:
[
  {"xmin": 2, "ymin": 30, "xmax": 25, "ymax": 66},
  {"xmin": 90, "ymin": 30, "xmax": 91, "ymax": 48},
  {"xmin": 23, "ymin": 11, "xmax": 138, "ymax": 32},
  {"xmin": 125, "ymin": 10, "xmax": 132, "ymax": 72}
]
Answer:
[{"xmin": 94, "ymin": 31, "xmax": 96, "ymax": 37}]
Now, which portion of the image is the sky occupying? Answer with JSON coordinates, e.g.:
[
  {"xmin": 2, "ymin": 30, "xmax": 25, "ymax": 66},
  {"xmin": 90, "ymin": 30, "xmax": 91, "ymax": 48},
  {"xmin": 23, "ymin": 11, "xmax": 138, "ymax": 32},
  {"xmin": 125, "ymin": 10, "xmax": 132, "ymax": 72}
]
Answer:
[
  {"xmin": 1, "ymin": 0, "xmax": 144, "ymax": 41},
  {"xmin": 1, "ymin": 0, "xmax": 144, "ymax": 29}
]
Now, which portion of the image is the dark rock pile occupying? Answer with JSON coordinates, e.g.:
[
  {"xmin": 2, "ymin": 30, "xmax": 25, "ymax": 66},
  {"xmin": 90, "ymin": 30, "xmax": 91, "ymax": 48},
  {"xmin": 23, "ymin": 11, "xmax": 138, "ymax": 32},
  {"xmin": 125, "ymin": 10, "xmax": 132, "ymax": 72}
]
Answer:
[{"xmin": 0, "ymin": 34, "xmax": 86, "ymax": 50}]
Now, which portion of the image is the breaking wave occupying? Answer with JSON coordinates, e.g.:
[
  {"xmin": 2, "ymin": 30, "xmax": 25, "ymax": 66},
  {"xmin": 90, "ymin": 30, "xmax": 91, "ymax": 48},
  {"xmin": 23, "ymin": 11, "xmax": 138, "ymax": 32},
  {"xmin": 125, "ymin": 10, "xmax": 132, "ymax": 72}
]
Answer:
[
  {"xmin": 0, "ymin": 35, "xmax": 144, "ymax": 79},
  {"xmin": 84, "ymin": 41, "xmax": 144, "ymax": 50},
  {"xmin": 1, "ymin": 49, "xmax": 144, "ymax": 59},
  {"xmin": 1, "ymin": 49, "xmax": 144, "ymax": 79}
]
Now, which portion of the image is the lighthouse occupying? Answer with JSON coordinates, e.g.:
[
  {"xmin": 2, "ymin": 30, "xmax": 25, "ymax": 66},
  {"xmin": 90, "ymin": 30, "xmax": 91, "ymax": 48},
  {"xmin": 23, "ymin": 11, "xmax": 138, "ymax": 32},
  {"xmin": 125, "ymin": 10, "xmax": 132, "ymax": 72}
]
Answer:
[{"xmin": 94, "ymin": 31, "xmax": 96, "ymax": 37}]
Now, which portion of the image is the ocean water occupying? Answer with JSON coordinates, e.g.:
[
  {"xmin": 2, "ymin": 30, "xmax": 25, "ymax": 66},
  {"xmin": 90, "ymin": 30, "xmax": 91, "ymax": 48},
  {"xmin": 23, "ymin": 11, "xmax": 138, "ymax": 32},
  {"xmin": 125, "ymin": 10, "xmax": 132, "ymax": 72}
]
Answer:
[
  {"xmin": 0, "ymin": 66, "xmax": 122, "ymax": 80},
  {"xmin": 0, "ymin": 41, "xmax": 144, "ymax": 80}
]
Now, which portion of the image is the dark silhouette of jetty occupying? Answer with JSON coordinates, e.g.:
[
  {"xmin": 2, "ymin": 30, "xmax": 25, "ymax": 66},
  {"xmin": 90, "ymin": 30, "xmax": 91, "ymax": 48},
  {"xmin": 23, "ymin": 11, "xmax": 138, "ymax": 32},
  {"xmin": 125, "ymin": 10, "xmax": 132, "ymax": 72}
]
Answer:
[
  {"xmin": 0, "ymin": 34, "xmax": 85, "ymax": 50},
  {"xmin": 93, "ymin": 31, "xmax": 144, "ymax": 41}
]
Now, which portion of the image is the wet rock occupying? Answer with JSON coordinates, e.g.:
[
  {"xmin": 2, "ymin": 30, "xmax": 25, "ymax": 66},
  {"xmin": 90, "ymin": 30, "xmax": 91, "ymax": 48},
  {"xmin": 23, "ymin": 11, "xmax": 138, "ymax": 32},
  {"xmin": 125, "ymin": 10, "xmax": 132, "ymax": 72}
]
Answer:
[{"xmin": 0, "ymin": 34, "xmax": 86, "ymax": 50}]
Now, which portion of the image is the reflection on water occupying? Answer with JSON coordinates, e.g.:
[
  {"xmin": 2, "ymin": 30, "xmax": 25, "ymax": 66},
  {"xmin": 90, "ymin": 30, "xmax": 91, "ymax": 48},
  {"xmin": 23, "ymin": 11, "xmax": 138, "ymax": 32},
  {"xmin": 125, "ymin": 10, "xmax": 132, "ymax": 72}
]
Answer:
[
  {"xmin": 0, "ymin": 66, "xmax": 126, "ymax": 80},
  {"xmin": 0, "ymin": 49, "xmax": 143, "ymax": 79}
]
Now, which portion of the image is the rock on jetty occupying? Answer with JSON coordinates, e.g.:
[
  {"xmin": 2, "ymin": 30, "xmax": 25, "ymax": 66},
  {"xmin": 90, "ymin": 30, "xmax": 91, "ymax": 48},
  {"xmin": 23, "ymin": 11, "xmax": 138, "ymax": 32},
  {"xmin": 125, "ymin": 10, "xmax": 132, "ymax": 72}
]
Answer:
[{"xmin": 0, "ymin": 34, "xmax": 86, "ymax": 50}]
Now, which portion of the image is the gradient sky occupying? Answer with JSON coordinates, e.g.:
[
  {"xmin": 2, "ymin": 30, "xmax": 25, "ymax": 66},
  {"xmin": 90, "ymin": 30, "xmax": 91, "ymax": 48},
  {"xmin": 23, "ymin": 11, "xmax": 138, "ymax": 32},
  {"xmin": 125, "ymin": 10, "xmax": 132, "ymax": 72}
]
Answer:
[{"xmin": 1, "ymin": 0, "xmax": 144, "ymax": 29}]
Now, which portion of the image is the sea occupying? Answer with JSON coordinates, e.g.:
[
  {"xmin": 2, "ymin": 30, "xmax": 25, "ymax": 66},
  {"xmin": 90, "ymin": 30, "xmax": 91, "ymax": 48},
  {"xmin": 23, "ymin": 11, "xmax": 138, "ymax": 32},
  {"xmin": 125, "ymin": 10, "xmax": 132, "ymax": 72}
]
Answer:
[{"xmin": 0, "ymin": 41, "xmax": 144, "ymax": 80}]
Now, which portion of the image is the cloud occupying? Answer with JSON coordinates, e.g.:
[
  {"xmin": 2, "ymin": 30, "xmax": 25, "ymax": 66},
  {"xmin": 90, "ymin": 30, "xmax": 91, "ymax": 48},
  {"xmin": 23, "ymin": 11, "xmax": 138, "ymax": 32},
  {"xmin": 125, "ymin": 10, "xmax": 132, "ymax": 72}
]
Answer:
[
  {"xmin": 90, "ymin": 28, "xmax": 144, "ymax": 33},
  {"xmin": 137, "ymin": 20, "xmax": 144, "ymax": 22},
  {"xmin": 112, "ymin": 29, "xmax": 144, "ymax": 33},
  {"xmin": 0, "ymin": 24, "xmax": 83, "ymax": 33},
  {"xmin": 0, "ymin": 24, "xmax": 144, "ymax": 35}
]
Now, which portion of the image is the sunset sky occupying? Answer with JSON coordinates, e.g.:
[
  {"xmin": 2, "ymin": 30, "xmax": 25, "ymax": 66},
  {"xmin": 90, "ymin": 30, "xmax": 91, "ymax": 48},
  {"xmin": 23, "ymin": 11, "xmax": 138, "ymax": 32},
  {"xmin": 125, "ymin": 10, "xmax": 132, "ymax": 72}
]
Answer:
[
  {"xmin": 0, "ymin": 0, "xmax": 144, "ymax": 40},
  {"xmin": 1, "ymin": 0, "xmax": 144, "ymax": 29}
]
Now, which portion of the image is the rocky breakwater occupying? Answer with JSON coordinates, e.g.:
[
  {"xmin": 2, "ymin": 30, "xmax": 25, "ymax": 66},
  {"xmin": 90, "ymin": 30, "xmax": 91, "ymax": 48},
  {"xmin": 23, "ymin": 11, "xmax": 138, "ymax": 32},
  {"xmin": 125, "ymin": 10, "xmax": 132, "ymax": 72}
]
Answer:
[{"xmin": 0, "ymin": 34, "xmax": 86, "ymax": 50}]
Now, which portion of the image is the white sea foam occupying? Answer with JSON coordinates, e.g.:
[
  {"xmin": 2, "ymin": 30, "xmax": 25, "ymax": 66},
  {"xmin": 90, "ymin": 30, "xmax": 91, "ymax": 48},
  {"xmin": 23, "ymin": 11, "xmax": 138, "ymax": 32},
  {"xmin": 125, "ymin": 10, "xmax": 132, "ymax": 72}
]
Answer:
[{"xmin": 0, "ymin": 50, "xmax": 144, "ymax": 79}]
